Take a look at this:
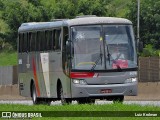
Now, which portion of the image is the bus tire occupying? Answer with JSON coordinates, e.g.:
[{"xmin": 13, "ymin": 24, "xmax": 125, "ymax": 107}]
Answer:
[
  {"xmin": 40, "ymin": 99, "xmax": 51, "ymax": 106},
  {"xmin": 31, "ymin": 83, "xmax": 51, "ymax": 105},
  {"xmin": 31, "ymin": 83, "xmax": 40, "ymax": 105},
  {"xmin": 58, "ymin": 83, "xmax": 72, "ymax": 105},
  {"xmin": 113, "ymin": 95, "xmax": 124, "ymax": 103},
  {"xmin": 77, "ymin": 98, "xmax": 95, "ymax": 104}
]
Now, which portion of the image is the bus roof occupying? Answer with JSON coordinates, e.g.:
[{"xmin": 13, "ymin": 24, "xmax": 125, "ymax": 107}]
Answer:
[
  {"xmin": 66, "ymin": 17, "xmax": 132, "ymax": 26},
  {"xmin": 18, "ymin": 17, "xmax": 132, "ymax": 33}
]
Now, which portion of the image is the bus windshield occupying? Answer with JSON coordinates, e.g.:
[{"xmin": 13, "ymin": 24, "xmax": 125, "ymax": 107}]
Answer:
[{"xmin": 71, "ymin": 25, "xmax": 137, "ymax": 70}]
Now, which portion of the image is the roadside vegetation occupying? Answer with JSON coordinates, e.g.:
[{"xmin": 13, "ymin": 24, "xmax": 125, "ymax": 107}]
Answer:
[{"xmin": 0, "ymin": 51, "xmax": 17, "ymax": 66}]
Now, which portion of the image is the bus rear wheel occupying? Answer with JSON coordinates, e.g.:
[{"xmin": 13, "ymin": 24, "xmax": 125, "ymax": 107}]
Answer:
[
  {"xmin": 40, "ymin": 99, "xmax": 51, "ymax": 105},
  {"xmin": 31, "ymin": 83, "xmax": 51, "ymax": 105},
  {"xmin": 77, "ymin": 98, "xmax": 95, "ymax": 104},
  {"xmin": 112, "ymin": 95, "xmax": 124, "ymax": 103},
  {"xmin": 31, "ymin": 83, "xmax": 40, "ymax": 105},
  {"xmin": 58, "ymin": 83, "xmax": 72, "ymax": 105}
]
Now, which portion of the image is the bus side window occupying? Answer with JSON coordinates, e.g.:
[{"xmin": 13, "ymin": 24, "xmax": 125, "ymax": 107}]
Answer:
[
  {"xmin": 28, "ymin": 33, "xmax": 31, "ymax": 52},
  {"xmin": 19, "ymin": 33, "xmax": 23, "ymax": 53},
  {"xmin": 52, "ymin": 30, "xmax": 55, "ymax": 50},
  {"xmin": 37, "ymin": 32, "xmax": 40, "ymax": 51},
  {"xmin": 18, "ymin": 34, "xmax": 20, "ymax": 53},
  {"xmin": 55, "ymin": 29, "xmax": 61, "ymax": 51},
  {"xmin": 30, "ymin": 32, "xmax": 36, "ymax": 52},
  {"xmin": 23, "ymin": 33, "xmax": 28, "ymax": 53},
  {"xmin": 45, "ymin": 30, "xmax": 52, "ymax": 51},
  {"xmin": 44, "ymin": 31, "xmax": 47, "ymax": 51},
  {"xmin": 41, "ymin": 31, "xmax": 46, "ymax": 51},
  {"xmin": 28, "ymin": 32, "xmax": 31, "ymax": 52},
  {"xmin": 39, "ymin": 32, "xmax": 42, "ymax": 51},
  {"xmin": 45, "ymin": 31, "xmax": 48, "ymax": 51},
  {"xmin": 38, "ymin": 31, "xmax": 45, "ymax": 51},
  {"xmin": 35, "ymin": 32, "xmax": 38, "ymax": 52},
  {"xmin": 48, "ymin": 31, "xmax": 52, "ymax": 51}
]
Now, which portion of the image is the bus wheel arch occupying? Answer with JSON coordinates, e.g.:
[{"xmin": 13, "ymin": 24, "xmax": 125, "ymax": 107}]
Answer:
[{"xmin": 57, "ymin": 79, "xmax": 72, "ymax": 105}]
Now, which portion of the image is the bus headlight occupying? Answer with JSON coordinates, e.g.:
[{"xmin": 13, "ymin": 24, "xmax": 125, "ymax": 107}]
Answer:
[
  {"xmin": 72, "ymin": 79, "xmax": 87, "ymax": 85},
  {"xmin": 125, "ymin": 77, "xmax": 137, "ymax": 83}
]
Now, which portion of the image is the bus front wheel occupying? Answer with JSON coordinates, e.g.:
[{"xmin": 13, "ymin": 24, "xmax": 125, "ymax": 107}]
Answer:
[
  {"xmin": 58, "ymin": 83, "xmax": 72, "ymax": 105},
  {"xmin": 112, "ymin": 95, "xmax": 124, "ymax": 103},
  {"xmin": 77, "ymin": 98, "xmax": 95, "ymax": 104}
]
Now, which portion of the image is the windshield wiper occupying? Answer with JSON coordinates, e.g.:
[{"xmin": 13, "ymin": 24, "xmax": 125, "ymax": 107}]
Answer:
[{"xmin": 91, "ymin": 45, "xmax": 103, "ymax": 71}]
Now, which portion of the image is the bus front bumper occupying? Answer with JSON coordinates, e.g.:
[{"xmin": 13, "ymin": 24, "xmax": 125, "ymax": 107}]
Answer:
[{"xmin": 71, "ymin": 82, "xmax": 137, "ymax": 98}]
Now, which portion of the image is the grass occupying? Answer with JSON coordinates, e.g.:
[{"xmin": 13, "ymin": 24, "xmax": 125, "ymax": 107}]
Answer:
[
  {"xmin": 0, "ymin": 103, "xmax": 160, "ymax": 120},
  {"xmin": 0, "ymin": 51, "xmax": 17, "ymax": 66},
  {"xmin": 0, "ymin": 103, "xmax": 160, "ymax": 111}
]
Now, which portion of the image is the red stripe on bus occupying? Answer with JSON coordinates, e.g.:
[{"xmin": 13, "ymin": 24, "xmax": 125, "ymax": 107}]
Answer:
[{"xmin": 32, "ymin": 58, "xmax": 41, "ymax": 97}]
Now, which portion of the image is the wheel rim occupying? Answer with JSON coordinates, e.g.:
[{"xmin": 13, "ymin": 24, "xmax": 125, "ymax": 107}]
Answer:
[
  {"xmin": 60, "ymin": 85, "xmax": 65, "ymax": 104},
  {"xmin": 32, "ymin": 85, "xmax": 37, "ymax": 103}
]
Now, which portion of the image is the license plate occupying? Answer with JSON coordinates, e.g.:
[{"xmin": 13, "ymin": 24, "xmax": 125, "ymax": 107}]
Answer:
[{"xmin": 100, "ymin": 89, "xmax": 112, "ymax": 93}]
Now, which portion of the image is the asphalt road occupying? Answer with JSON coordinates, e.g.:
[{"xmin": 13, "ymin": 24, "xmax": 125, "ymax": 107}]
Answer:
[{"xmin": 0, "ymin": 100, "xmax": 160, "ymax": 106}]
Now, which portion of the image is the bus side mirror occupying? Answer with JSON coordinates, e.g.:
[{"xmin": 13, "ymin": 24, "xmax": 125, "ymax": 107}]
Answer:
[{"xmin": 138, "ymin": 41, "xmax": 143, "ymax": 53}]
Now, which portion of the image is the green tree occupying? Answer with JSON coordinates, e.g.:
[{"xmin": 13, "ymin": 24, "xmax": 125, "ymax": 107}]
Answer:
[
  {"xmin": 78, "ymin": 0, "xmax": 108, "ymax": 16},
  {"xmin": 27, "ymin": 0, "xmax": 41, "ymax": 6},
  {"xmin": 53, "ymin": 0, "xmax": 77, "ymax": 19},
  {"xmin": 1, "ymin": 0, "xmax": 52, "ymax": 49},
  {"xmin": 52, "ymin": 0, "xmax": 111, "ymax": 19},
  {"xmin": 127, "ymin": 0, "xmax": 160, "ymax": 49},
  {"xmin": 2, "ymin": 1, "xmax": 28, "ymax": 48},
  {"xmin": 1, "ymin": 0, "xmax": 115, "ymax": 50}
]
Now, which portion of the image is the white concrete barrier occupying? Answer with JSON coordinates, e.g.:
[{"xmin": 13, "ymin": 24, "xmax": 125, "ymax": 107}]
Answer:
[{"xmin": 0, "ymin": 66, "xmax": 18, "ymax": 85}]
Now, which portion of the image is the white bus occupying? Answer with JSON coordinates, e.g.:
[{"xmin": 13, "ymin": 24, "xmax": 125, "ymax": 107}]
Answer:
[{"xmin": 18, "ymin": 16, "xmax": 138, "ymax": 105}]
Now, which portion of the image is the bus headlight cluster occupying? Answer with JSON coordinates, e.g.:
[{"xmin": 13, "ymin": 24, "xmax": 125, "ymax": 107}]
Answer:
[
  {"xmin": 125, "ymin": 77, "xmax": 137, "ymax": 83},
  {"xmin": 72, "ymin": 79, "xmax": 87, "ymax": 85}
]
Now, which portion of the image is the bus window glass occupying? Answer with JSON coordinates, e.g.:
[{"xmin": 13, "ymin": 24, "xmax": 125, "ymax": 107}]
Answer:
[
  {"xmin": 39, "ymin": 31, "xmax": 45, "ymax": 51},
  {"xmin": 52, "ymin": 30, "xmax": 55, "ymax": 50},
  {"xmin": 37, "ymin": 32, "xmax": 40, "ymax": 51},
  {"xmin": 71, "ymin": 25, "xmax": 137, "ymax": 70},
  {"xmin": 71, "ymin": 25, "xmax": 104, "ymax": 70},
  {"xmin": 19, "ymin": 34, "xmax": 23, "ymax": 53},
  {"xmin": 18, "ymin": 34, "xmax": 21, "ymax": 53},
  {"xmin": 30, "ymin": 32, "xmax": 36, "ymax": 52},
  {"xmin": 45, "ymin": 31, "xmax": 52, "ymax": 51},
  {"xmin": 55, "ymin": 29, "xmax": 61, "ymax": 50},
  {"xmin": 23, "ymin": 33, "xmax": 28, "ymax": 52},
  {"xmin": 104, "ymin": 25, "xmax": 137, "ymax": 69}
]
